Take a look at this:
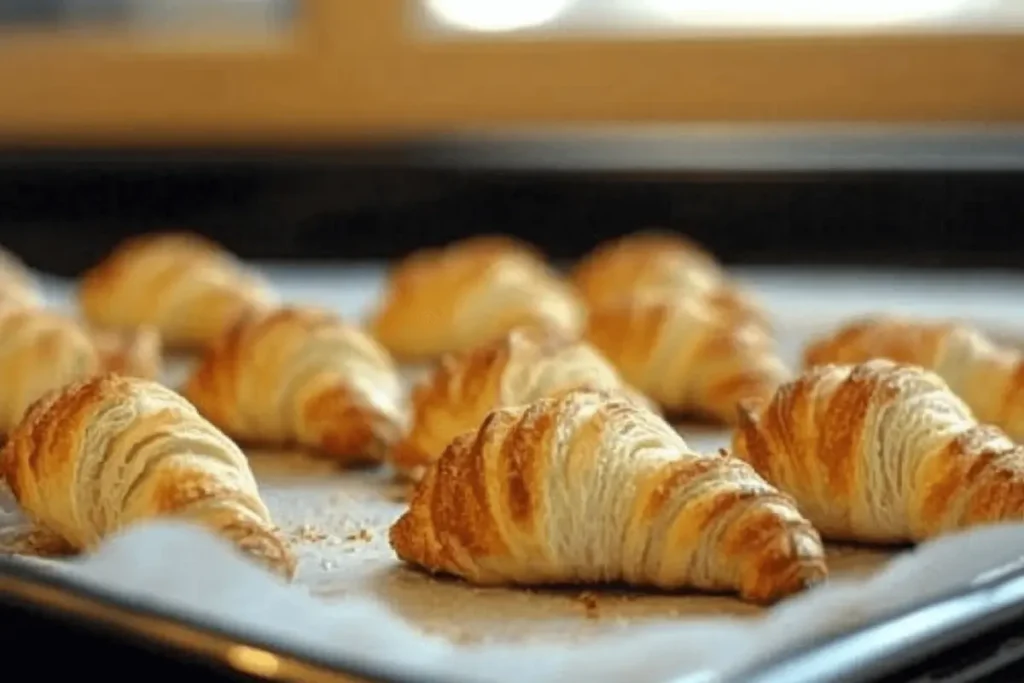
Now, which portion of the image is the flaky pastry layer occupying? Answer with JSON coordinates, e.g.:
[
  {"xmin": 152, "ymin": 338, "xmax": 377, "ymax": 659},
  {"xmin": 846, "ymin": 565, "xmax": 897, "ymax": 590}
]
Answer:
[
  {"xmin": 391, "ymin": 325, "xmax": 656, "ymax": 479},
  {"xmin": 368, "ymin": 236, "xmax": 584, "ymax": 362},
  {"xmin": 185, "ymin": 306, "xmax": 406, "ymax": 464},
  {"xmin": 78, "ymin": 231, "xmax": 277, "ymax": 350},
  {"xmin": 391, "ymin": 389, "xmax": 826, "ymax": 604},
  {"xmin": 2, "ymin": 374, "xmax": 295, "ymax": 578},
  {"xmin": 733, "ymin": 359, "xmax": 1024, "ymax": 544},
  {"xmin": 804, "ymin": 316, "xmax": 1024, "ymax": 441},
  {"xmin": 586, "ymin": 297, "xmax": 788, "ymax": 423}
]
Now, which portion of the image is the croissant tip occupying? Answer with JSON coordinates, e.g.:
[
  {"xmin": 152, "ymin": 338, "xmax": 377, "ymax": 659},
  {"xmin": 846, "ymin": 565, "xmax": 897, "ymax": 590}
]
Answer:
[
  {"xmin": 749, "ymin": 563, "xmax": 828, "ymax": 605},
  {"xmin": 734, "ymin": 399, "xmax": 760, "ymax": 428}
]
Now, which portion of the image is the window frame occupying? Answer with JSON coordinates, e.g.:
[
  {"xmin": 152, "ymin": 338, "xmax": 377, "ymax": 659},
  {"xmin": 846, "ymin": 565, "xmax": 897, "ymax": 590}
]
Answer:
[{"xmin": 0, "ymin": 0, "xmax": 1022, "ymax": 147}]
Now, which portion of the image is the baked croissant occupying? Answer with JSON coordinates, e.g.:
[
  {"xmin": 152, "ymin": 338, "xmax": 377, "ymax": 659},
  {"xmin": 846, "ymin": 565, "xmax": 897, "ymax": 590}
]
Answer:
[
  {"xmin": 78, "ymin": 231, "xmax": 277, "ymax": 350},
  {"xmin": 571, "ymin": 231, "xmax": 763, "ymax": 324},
  {"xmin": 184, "ymin": 307, "xmax": 406, "ymax": 464},
  {"xmin": 2, "ymin": 374, "xmax": 296, "ymax": 578},
  {"xmin": 391, "ymin": 325, "xmax": 657, "ymax": 479},
  {"xmin": 585, "ymin": 297, "xmax": 788, "ymax": 422},
  {"xmin": 86, "ymin": 325, "xmax": 163, "ymax": 380},
  {"xmin": 390, "ymin": 389, "xmax": 826, "ymax": 603},
  {"xmin": 369, "ymin": 236, "xmax": 585, "ymax": 362},
  {"xmin": 0, "ymin": 306, "xmax": 101, "ymax": 434},
  {"xmin": 803, "ymin": 316, "xmax": 1024, "ymax": 441},
  {"xmin": 733, "ymin": 359, "xmax": 1024, "ymax": 544}
]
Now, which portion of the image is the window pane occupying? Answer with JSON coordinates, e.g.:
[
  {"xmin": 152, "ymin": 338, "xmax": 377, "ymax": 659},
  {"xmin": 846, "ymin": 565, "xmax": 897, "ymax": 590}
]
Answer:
[{"xmin": 419, "ymin": 0, "xmax": 1024, "ymax": 35}]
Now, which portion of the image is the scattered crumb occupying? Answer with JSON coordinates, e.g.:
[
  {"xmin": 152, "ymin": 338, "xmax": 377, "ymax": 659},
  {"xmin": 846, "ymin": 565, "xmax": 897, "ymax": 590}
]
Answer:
[
  {"xmin": 345, "ymin": 528, "xmax": 373, "ymax": 543},
  {"xmin": 576, "ymin": 591, "xmax": 600, "ymax": 619},
  {"xmin": 291, "ymin": 524, "xmax": 330, "ymax": 543}
]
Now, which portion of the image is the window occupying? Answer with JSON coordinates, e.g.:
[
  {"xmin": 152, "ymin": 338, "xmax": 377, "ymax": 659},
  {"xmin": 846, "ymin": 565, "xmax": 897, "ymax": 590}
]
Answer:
[{"xmin": 0, "ymin": 0, "xmax": 1021, "ymax": 146}]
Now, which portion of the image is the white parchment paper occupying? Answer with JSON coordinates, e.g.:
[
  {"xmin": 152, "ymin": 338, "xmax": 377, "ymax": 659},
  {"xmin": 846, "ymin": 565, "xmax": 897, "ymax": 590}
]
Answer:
[
  {"xmin": 2, "ymin": 265, "xmax": 1023, "ymax": 682},
  {"xmin": 7, "ymin": 510, "xmax": 1024, "ymax": 683}
]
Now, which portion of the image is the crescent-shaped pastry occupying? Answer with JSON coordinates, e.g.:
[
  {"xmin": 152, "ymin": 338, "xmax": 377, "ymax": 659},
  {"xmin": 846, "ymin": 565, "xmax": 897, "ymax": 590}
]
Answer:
[
  {"xmin": 0, "ymin": 306, "xmax": 101, "ymax": 434},
  {"xmin": 571, "ymin": 231, "xmax": 763, "ymax": 324},
  {"xmin": 2, "ymin": 374, "xmax": 296, "ymax": 578},
  {"xmin": 585, "ymin": 297, "xmax": 788, "ymax": 423},
  {"xmin": 803, "ymin": 316, "xmax": 1024, "ymax": 441},
  {"xmin": 572, "ymin": 231, "xmax": 720, "ymax": 299},
  {"xmin": 390, "ymin": 325, "xmax": 656, "ymax": 479},
  {"xmin": 184, "ymin": 307, "xmax": 406, "ymax": 464},
  {"xmin": 86, "ymin": 325, "xmax": 163, "ymax": 380},
  {"xmin": 733, "ymin": 359, "xmax": 1024, "ymax": 544},
  {"xmin": 368, "ymin": 237, "xmax": 585, "ymax": 362},
  {"xmin": 78, "ymin": 231, "xmax": 277, "ymax": 350},
  {"xmin": 390, "ymin": 389, "xmax": 826, "ymax": 603}
]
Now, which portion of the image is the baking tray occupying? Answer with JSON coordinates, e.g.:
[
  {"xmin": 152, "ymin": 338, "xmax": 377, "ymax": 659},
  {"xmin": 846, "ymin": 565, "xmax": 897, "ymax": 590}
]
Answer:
[
  {"xmin": 3, "ymin": 264, "xmax": 1024, "ymax": 683},
  {"xmin": 5, "ymin": 546, "xmax": 1024, "ymax": 683}
]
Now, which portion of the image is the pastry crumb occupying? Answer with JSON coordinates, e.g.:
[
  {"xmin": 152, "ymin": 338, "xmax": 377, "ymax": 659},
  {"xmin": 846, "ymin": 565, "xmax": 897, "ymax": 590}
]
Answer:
[
  {"xmin": 292, "ymin": 524, "xmax": 330, "ymax": 543},
  {"xmin": 345, "ymin": 528, "xmax": 373, "ymax": 542}
]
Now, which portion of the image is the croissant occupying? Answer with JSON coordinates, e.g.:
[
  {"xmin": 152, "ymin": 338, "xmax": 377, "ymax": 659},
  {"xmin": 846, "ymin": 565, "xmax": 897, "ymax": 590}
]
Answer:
[
  {"xmin": 86, "ymin": 325, "xmax": 163, "ymax": 380},
  {"xmin": 803, "ymin": 316, "xmax": 1024, "ymax": 441},
  {"xmin": 369, "ymin": 236, "xmax": 585, "ymax": 362},
  {"xmin": 78, "ymin": 232, "xmax": 277, "ymax": 350},
  {"xmin": 391, "ymin": 325, "xmax": 656, "ymax": 479},
  {"xmin": 585, "ymin": 297, "xmax": 788, "ymax": 423},
  {"xmin": 733, "ymin": 359, "xmax": 1024, "ymax": 544},
  {"xmin": 571, "ymin": 231, "xmax": 764, "ymax": 324},
  {"xmin": 0, "ymin": 306, "xmax": 101, "ymax": 434},
  {"xmin": 184, "ymin": 307, "xmax": 406, "ymax": 464},
  {"xmin": 1, "ymin": 374, "xmax": 296, "ymax": 578},
  {"xmin": 390, "ymin": 389, "xmax": 826, "ymax": 603}
]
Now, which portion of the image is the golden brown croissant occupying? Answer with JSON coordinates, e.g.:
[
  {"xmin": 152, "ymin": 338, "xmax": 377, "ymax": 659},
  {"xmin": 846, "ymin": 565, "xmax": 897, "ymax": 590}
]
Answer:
[
  {"xmin": 571, "ymin": 231, "xmax": 763, "ymax": 324},
  {"xmin": 733, "ymin": 359, "xmax": 1024, "ymax": 544},
  {"xmin": 184, "ymin": 307, "xmax": 406, "ymax": 464},
  {"xmin": 390, "ymin": 389, "xmax": 826, "ymax": 603},
  {"xmin": 585, "ymin": 297, "xmax": 788, "ymax": 423},
  {"xmin": 86, "ymin": 325, "xmax": 163, "ymax": 380},
  {"xmin": 368, "ymin": 237, "xmax": 585, "ymax": 362},
  {"xmin": 0, "ymin": 306, "xmax": 101, "ymax": 434},
  {"xmin": 2, "ymin": 374, "xmax": 296, "ymax": 578},
  {"xmin": 803, "ymin": 316, "xmax": 1024, "ymax": 441},
  {"xmin": 78, "ymin": 232, "xmax": 277, "ymax": 350},
  {"xmin": 390, "ymin": 325, "xmax": 657, "ymax": 479}
]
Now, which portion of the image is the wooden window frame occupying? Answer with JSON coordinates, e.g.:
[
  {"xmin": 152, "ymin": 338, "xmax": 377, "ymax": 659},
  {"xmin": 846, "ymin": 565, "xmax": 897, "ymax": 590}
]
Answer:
[{"xmin": 0, "ymin": 0, "xmax": 1022, "ymax": 147}]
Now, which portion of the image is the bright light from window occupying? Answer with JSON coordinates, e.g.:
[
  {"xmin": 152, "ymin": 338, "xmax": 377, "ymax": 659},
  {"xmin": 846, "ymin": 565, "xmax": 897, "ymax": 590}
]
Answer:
[
  {"xmin": 425, "ymin": 0, "xmax": 576, "ymax": 32},
  {"xmin": 643, "ymin": 0, "xmax": 988, "ymax": 27}
]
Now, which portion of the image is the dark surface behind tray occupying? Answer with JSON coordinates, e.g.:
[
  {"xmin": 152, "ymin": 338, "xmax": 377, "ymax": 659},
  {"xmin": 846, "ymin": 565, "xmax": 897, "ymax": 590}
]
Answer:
[
  {"xmin": 0, "ymin": 159, "xmax": 1023, "ymax": 276},
  {"xmin": 0, "ymin": 597, "xmax": 256, "ymax": 681}
]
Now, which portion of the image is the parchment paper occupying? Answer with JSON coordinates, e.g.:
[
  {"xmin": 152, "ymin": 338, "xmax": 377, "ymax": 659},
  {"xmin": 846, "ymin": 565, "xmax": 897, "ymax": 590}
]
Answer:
[{"xmin": 3, "ymin": 265, "xmax": 1024, "ymax": 682}]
